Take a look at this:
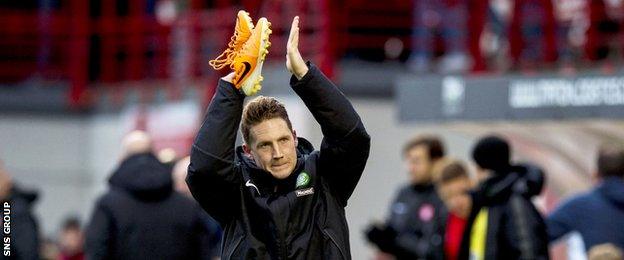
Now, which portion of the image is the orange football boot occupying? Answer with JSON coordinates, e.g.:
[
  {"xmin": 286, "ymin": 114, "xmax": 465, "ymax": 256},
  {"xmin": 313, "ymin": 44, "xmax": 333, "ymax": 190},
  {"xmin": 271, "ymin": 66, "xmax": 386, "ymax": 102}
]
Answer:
[
  {"xmin": 208, "ymin": 10, "xmax": 254, "ymax": 70},
  {"xmin": 231, "ymin": 17, "xmax": 272, "ymax": 96}
]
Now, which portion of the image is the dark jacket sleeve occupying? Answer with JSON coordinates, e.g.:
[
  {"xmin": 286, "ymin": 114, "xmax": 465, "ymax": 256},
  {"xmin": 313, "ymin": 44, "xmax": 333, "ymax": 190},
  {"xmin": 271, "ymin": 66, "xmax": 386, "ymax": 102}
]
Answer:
[
  {"xmin": 85, "ymin": 199, "xmax": 114, "ymax": 260},
  {"xmin": 9, "ymin": 200, "xmax": 40, "ymax": 260},
  {"xmin": 290, "ymin": 63, "xmax": 371, "ymax": 206},
  {"xmin": 382, "ymin": 189, "xmax": 445, "ymax": 259},
  {"xmin": 186, "ymin": 79, "xmax": 245, "ymax": 225},
  {"xmin": 505, "ymin": 195, "xmax": 550, "ymax": 260},
  {"xmin": 388, "ymin": 221, "xmax": 446, "ymax": 259}
]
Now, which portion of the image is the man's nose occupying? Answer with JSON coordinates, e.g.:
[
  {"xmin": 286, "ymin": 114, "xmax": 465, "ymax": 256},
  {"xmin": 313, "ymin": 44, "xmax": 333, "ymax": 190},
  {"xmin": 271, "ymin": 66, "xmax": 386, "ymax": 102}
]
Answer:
[
  {"xmin": 273, "ymin": 143, "xmax": 284, "ymax": 159},
  {"xmin": 451, "ymin": 197, "xmax": 462, "ymax": 208}
]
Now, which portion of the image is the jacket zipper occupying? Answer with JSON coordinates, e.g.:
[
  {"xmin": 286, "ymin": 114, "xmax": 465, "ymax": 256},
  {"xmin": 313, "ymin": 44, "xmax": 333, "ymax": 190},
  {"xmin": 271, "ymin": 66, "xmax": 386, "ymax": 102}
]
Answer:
[
  {"xmin": 271, "ymin": 194, "xmax": 289, "ymax": 260},
  {"xmin": 277, "ymin": 229, "xmax": 287, "ymax": 260},
  {"xmin": 322, "ymin": 228, "xmax": 346, "ymax": 260}
]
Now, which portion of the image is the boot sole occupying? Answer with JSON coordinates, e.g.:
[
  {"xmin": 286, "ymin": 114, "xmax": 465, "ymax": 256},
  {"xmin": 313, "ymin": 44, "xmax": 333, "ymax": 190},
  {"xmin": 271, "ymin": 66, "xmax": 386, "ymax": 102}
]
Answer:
[{"xmin": 240, "ymin": 19, "xmax": 272, "ymax": 96}]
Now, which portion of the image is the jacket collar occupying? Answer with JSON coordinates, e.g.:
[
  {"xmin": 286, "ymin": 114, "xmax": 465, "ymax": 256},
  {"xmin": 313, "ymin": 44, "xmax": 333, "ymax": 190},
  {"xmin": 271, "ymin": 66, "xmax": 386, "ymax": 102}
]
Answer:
[{"xmin": 473, "ymin": 164, "xmax": 545, "ymax": 206}]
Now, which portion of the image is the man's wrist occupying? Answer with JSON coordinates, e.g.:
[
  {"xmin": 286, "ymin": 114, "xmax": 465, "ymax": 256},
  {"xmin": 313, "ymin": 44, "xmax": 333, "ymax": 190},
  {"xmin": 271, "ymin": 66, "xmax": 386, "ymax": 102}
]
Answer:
[
  {"xmin": 221, "ymin": 72, "xmax": 235, "ymax": 83},
  {"xmin": 295, "ymin": 67, "xmax": 309, "ymax": 80}
]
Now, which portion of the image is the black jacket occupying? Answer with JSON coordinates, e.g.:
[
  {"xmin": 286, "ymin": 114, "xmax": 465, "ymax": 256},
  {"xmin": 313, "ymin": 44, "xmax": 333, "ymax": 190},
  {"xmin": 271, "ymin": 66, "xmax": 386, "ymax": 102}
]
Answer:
[
  {"xmin": 1, "ymin": 186, "xmax": 40, "ymax": 260},
  {"xmin": 366, "ymin": 184, "xmax": 446, "ymax": 260},
  {"xmin": 187, "ymin": 63, "xmax": 371, "ymax": 260},
  {"xmin": 85, "ymin": 153, "xmax": 216, "ymax": 260},
  {"xmin": 458, "ymin": 164, "xmax": 549, "ymax": 260}
]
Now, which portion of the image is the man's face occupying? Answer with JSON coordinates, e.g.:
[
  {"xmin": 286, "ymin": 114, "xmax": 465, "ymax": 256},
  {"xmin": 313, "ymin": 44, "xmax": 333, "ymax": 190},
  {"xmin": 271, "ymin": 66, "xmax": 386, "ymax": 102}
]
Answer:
[
  {"xmin": 172, "ymin": 158, "xmax": 191, "ymax": 197},
  {"xmin": 60, "ymin": 228, "xmax": 84, "ymax": 255},
  {"xmin": 475, "ymin": 166, "xmax": 492, "ymax": 183},
  {"xmin": 244, "ymin": 118, "xmax": 298, "ymax": 179},
  {"xmin": 405, "ymin": 145, "xmax": 433, "ymax": 184},
  {"xmin": 437, "ymin": 177, "xmax": 473, "ymax": 218},
  {"xmin": 0, "ymin": 162, "xmax": 12, "ymax": 200}
]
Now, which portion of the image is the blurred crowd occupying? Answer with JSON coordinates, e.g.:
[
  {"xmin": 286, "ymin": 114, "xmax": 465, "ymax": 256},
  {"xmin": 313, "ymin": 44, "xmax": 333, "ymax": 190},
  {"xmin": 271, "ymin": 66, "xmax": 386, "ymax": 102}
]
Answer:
[
  {"xmin": 0, "ymin": 131, "xmax": 222, "ymax": 260},
  {"xmin": 364, "ymin": 135, "xmax": 624, "ymax": 260},
  {"xmin": 1, "ymin": 130, "xmax": 623, "ymax": 259},
  {"xmin": 405, "ymin": 0, "xmax": 624, "ymax": 74},
  {"xmin": 1, "ymin": 0, "xmax": 623, "ymax": 92}
]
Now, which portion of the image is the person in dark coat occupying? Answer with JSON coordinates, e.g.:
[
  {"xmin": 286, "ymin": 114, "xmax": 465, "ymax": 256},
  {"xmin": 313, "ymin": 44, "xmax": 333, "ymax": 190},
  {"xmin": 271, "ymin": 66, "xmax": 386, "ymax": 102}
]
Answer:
[
  {"xmin": 58, "ymin": 217, "xmax": 84, "ymax": 260},
  {"xmin": 186, "ymin": 17, "xmax": 370, "ymax": 260},
  {"xmin": 547, "ymin": 143, "xmax": 624, "ymax": 253},
  {"xmin": 85, "ymin": 131, "xmax": 213, "ymax": 260},
  {"xmin": 365, "ymin": 136, "xmax": 447, "ymax": 260},
  {"xmin": 0, "ymin": 160, "xmax": 40, "ymax": 260},
  {"xmin": 458, "ymin": 135, "xmax": 549, "ymax": 260}
]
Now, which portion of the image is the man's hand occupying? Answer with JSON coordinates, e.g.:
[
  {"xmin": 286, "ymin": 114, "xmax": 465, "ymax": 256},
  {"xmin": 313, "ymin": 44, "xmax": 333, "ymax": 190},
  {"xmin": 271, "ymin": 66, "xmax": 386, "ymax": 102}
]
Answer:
[
  {"xmin": 286, "ymin": 16, "xmax": 308, "ymax": 80},
  {"xmin": 365, "ymin": 224, "xmax": 397, "ymax": 253}
]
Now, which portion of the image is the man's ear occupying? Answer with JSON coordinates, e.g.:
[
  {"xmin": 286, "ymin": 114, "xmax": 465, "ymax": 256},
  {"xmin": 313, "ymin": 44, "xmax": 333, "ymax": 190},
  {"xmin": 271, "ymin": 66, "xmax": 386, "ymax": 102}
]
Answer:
[
  {"xmin": 292, "ymin": 129, "xmax": 298, "ymax": 146},
  {"xmin": 591, "ymin": 171, "xmax": 601, "ymax": 184},
  {"xmin": 243, "ymin": 143, "xmax": 251, "ymax": 155}
]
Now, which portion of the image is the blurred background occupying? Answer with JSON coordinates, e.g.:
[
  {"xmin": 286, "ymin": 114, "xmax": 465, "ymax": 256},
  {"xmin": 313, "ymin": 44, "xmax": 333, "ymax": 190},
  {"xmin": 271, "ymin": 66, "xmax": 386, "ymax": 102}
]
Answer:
[{"xmin": 1, "ymin": 0, "xmax": 623, "ymax": 259}]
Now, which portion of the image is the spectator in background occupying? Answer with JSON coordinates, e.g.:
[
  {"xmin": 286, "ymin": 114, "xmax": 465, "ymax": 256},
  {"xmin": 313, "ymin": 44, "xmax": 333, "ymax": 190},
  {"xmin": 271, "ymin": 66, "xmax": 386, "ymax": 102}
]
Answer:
[
  {"xmin": 585, "ymin": 0, "xmax": 624, "ymax": 67},
  {"xmin": 366, "ymin": 136, "xmax": 447, "ymax": 259},
  {"xmin": 172, "ymin": 157, "xmax": 222, "ymax": 260},
  {"xmin": 468, "ymin": 0, "xmax": 512, "ymax": 72},
  {"xmin": 509, "ymin": 0, "xmax": 558, "ymax": 70},
  {"xmin": 85, "ymin": 130, "xmax": 214, "ymax": 260},
  {"xmin": 547, "ymin": 143, "xmax": 624, "ymax": 253},
  {"xmin": 58, "ymin": 217, "xmax": 84, "ymax": 260},
  {"xmin": 433, "ymin": 159, "xmax": 474, "ymax": 260},
  {"xmin": 408, "ymin": 0, "xmax": 470, "ymax": 73},
  {"xmin": 458, "ymin": 135, "xmax": 549, "ymax": 260},
  {"xmin": 467, "ymin": 0, "xmax": 493, "ymax": 73},
  {"xmin": 588, "ymin": 243, "xmax": 624, "ymax": 260},
  {"xmin": 553, "ymin": 0, "xmax": 587, "ymax": 71},
  {"xmin": 0, "ymin": 160, "xmax": 40, "ymax": 260}
]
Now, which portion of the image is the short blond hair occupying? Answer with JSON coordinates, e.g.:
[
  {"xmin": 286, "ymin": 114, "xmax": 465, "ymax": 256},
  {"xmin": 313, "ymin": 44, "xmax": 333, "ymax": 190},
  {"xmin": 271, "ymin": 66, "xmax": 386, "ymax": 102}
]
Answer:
[{"xmin": 433, "ymin": 158, "xmax": 469, "ymax": 184}]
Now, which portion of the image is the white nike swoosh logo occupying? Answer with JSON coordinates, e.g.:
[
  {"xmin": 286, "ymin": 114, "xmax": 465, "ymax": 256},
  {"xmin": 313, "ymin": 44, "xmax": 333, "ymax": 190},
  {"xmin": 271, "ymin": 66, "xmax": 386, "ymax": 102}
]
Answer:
[{"xmin": 245, "ymin": 180, "xmax": 260, "ymax": 195}]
